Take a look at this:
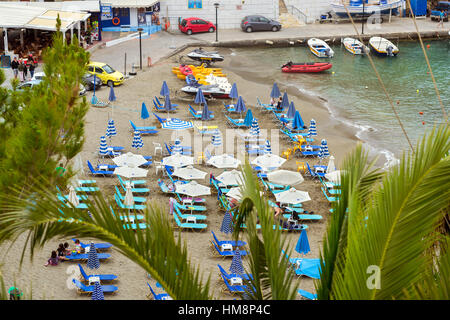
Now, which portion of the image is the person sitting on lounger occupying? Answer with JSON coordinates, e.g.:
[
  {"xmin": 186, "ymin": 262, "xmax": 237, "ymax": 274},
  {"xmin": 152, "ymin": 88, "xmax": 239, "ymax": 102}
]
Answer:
[
  {"xmin": 276, "ymin": 96, "xmax": 283, "ymax": 111},
  {"xmin": 73, "ymin": 239, "xmax": 85, "ymax": 254},
  {"xmin": 57, "ymin": 243, "xmax": 67, "ymax": 258},
  {"xmin": 44, "ymin": 251, "xmax": 67, "ymax": 266}
]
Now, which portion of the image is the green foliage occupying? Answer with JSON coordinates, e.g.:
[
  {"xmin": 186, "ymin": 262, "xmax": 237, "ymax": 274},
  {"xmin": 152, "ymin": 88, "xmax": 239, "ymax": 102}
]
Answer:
[
  {"xmin": 316, "ymin": 124, "xmax": 450, "ymax": 300},
  {"xmin": 0, "ymin": 24, "xmax": 89, "ymax": 196}
]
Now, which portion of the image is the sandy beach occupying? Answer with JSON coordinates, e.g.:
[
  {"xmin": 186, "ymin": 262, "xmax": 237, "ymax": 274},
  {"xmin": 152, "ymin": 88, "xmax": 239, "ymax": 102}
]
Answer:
[{"xmin": 0, "ymin": 46, "xmax": 360, "ymax": 300}]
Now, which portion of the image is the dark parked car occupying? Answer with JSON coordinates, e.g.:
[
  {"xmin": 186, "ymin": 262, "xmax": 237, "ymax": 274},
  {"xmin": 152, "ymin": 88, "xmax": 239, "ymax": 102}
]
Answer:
[
  {"xmin": 179, "ymin": 17, "xmax": 216, "ymax": 35},
  {"xmin": 241, "ymin": 15, "xmax": 281, "ymax": 33},
  {"xmin": 82, "ymin": 73, "xmax": 103, "ymax": 91}
]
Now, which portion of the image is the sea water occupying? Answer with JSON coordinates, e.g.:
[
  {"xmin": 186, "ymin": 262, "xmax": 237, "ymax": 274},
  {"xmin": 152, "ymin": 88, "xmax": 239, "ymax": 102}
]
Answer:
[{"xmin": 228, "ymin": 40, "xmax": 449, "ymax": 166}]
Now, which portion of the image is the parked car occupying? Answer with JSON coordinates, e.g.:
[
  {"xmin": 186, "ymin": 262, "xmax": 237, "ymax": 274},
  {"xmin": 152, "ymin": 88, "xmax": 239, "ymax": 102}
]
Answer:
[
  {"xmin": 82, "ymin": 73, "xmax": 103, "ymax": 91},
  {"xmin": 18, "ymin": 77, "xmax": 86, "ymax": 96},
  {"xmin": 179, "ymin": 17, "xmax": 216, "ymax": 35},
  {"xmin": 431, "ymin": 1, "xmax": 450, "ymax": 21},
  {"xmin": 240, "ymin": 15, "xmax": 282, "ymax": 33},
  {"xmin": 87, "ymin": 62, "xmax": 124, "ymax": 87}
]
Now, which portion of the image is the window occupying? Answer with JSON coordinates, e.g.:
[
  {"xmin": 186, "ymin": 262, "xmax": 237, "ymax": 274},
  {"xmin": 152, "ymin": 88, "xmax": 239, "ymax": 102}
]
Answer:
[
  {"xmin": 197, "ymin": 19, "xmax": 208, "ymax": 24},
  {"xmin": 94, "ymin": 67, "xmax": 103, "ymax": 74},
  {"xmin": 181, "ymin": 19, "xmax": 187, "ymax": 26},
  {"xmin": 259, "ymin": 17, "xmax": 269, "ymax": 23},
  {"xmin": 88, "ymin": 66, "xmax": 94, "ymax": 72},
  {"xmin": 102, "ymin": 64, "xmax": 115, "ymax": 74}
]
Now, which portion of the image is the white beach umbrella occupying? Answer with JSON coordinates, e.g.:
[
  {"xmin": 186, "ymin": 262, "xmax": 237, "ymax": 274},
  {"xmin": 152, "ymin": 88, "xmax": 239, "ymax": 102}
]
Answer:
[
  {"xmin": 251, "ymin": 153, "xmax": 286, "ymax": 170},
  {"xmin": 124, "ymin": 182, "xmax": 135, "ymax": 207},
  {"xmin": 207, "ymin": 154, "xmax": 241, "ymax": 169},
  {"xmin": 326, "ymin": 156, "xmax": 336, "ymax": 173},
  {"xmin": 325, "ymin": 170, "xmax": 344, "ymax": 184},
  {"xmin": 275, "ymin": 188, "xmax": 311, "ymax": 205},
  {"xmin": 113, "ymin": 165, "xmax": 148, "ymax": 179},
  {"xmin": 68, "ymin": 185, "xmax": 80, "ymax": 207},
  {"xmin": 172, "ymin": 165, "xmax": 207, "ymax": 180},
  {"xmin": 175, "ymin": 181, "xmax": 211, "ymax": 197},
  {"xmin": 216, "ymin": 170, "xmax": 244, "ymax": 187},
  {"xmin": 113, "ymin": 152, "xmax": 147, "ymax": 167},
  {"xmin": 226, "ymin": 187, "xmax": 263, "ymax": 201},
  {"xmin": 162, "ymin": 153, "xmax": 194, "ymax": 168},
  {"xmin": 267, "ymin": 170, "xmax": 304, "ymax": 186}
]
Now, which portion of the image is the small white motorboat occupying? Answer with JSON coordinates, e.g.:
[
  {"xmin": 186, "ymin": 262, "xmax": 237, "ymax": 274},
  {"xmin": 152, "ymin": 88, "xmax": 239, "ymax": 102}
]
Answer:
[
  {"xmin": 307, "ymin": 38, "xmax": 334, "ymax": 58},
  {"xmin": 186, "ymin": 48, "xmax": 224, "ymax": 63},
  {"xmin": 369, "ymin": 37, "xmax": 399, "ymax": 56},
  {"xmin": 342, "ymin": 37, "xmax": 369, "ymax": 55}
]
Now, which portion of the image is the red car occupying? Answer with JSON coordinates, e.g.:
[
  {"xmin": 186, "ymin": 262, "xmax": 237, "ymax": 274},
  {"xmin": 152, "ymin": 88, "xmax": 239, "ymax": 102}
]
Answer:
[{"xmin": 179, "ymin": 17, "xmax": 216, "ymax": 35}]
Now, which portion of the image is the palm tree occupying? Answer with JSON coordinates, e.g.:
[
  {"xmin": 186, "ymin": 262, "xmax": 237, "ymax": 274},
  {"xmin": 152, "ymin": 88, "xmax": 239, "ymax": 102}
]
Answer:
[{"xmin": 316, "ymin": 124, "xmax": 450, "ymax": 300}]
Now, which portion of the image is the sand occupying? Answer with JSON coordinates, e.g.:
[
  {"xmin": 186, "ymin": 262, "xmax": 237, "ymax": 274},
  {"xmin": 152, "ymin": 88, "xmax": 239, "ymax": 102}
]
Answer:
[{"xmin": 0, "ymin": 47, "xmax": 359, "ymax": 300}]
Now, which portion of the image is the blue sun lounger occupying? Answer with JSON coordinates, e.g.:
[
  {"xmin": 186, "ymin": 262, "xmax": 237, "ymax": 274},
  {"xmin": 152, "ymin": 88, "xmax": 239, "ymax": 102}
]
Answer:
[
  {"xmin": 211, "ymin": 231, "xmax": 247, "ymax": 248},
  {"xmin": 87, "ymin": 160, "xmax": 114, "ymax": 177},
  {"xmin": 66, "ymin": 253, "xmax": 111, "ymax": 261},
  {"xmin": 153, "ymin": 113, "xmax": 167, "ymax": 125},
  {"xmin": 129, "ymin": 120, "xmax": 158, "ymax": 135},
  {"xmin": 72, "ymin": 239, "xmax": 112, "ymax": 250},
  {"xmin": 173, "ymin": 199, "xmax": 206, "ymax": 212},
  {"xmin": 117, "ymin": 175, "xmax": 147, "ymax": 187},
  {"xmin": 298, "ymin": 289, "xmax": 317, "ymax": 300},
  {"xmin": 154, "ymin": 96, "xmax": 178, "ymax": 108},
  {"xmin": 72, "ymin": 279, "xmax": 118, "ymax": 294},
  {"xmin": 173, "ymin": 209, "xmax": 208, "ymax": 231},
  {"xmin": 147, "ymin": 283, "xmax": 172, "ymax": 300},
  {"xmin": 78, "ymin": 264, "xmax": 117, "ymax": 282},
  {"xmin": 218, "ymin": 264, "xmax": 253, "ymax": 281},
  {"xmin": 220, "ymin": 274, "xmax": 248, "ymax": 295},
  {"xmin": 115, "ymin": 194, "xmax": 147, "ymax": 210},
  {"xmin": 173, "ymin": 205, "xmax": 207, "ymax": 222},
  {"xmin": 115, "ymin": 186, "xmax": 147, "ymax": 203},
  {"xmin": 210, "ymin": 240, "xmax": 247, "ymax": 257},
  {"xmin": 293, "ymin": 258, "xmax": 321, "ymax": 279},
  {"xmin": 118, "ymin": 176, "xmax": 150, "ymax": 194}
]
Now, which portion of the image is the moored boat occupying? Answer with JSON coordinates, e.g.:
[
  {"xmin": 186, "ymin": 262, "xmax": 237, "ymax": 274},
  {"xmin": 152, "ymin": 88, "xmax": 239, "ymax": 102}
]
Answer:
[
  {"xmin": 281, "ymin": 62, "xmax": 333, "ymax": 73},
  {"xmin": 331, "ymin": 0, "xmax": 403, "ymax": 18},
  {"xmin": 307, "ymin": 38, "xmax": 334, "ymax": 58},
  {"xmin": 369, "ymin": 36, "xmax": 399, "ymax": 56},
  {"xmin": 342, "ymin": 37, "xmax": 369, "ymax": 55},
  {"xmin": 187, "ymin": 48, "xmax": 224, "ymax": 64}
]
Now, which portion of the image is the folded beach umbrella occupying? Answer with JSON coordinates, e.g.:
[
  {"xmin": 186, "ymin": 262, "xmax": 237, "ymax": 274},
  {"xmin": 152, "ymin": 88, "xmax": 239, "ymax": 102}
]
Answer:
[
  {"xmin": 195, "ymin": 87, "xmax": 207, "ymax": 106},
  {"xmin": 216, "ymin": 170, "xmax": 244, "ymax": 187},
  {"xmin": 106, "ymin": 119, "xmax": 117, "ymax": 141},
  {"xmin": 172, "ymin": 165, "xmax": 207, "ymax": 180},
  {"xmin": 243, "ymin": 109, "xmax": 253, "ymax": 127},
  {"xmin": 114, "ymin": 166, "xmax": 148, "ymax": 178},
  {"xmin": 270, "ymin": 82, "xmax": 281, "ymax": 99},
  {"xmin": 113, "ymin": 152, "xmax": 147, "ymax": 167},
  {"xmin": 251, "ymin": 153, "xmax": 286, "ymax": 170},
  {"xmin": 230, "ymin": 250, "xmax": 244, "ymax": 275},
  {"xmin": 87, "ymin": 242, "xmax": 100, "ymax": 270},
  {"xmin": 175, "ymin": 180, "xmax": 211, "ymax": 197},
  {"xmin": 319, "ymin": 139, "xmax": 330, "ymax": 159},
  {"xmin": 235, "ymin": 96, "xmax": 246, "ymax": 115},
  {"xmin": 326, "ymin": 155, "xmax": 336, "ymax": 173},
  {"xmin": 141, "ymin": 102, "xmax": 150, "ymax": 120},
  {"xmin": 267, "ymin": 170, "xmax": 304, "ymax": 186},
  {"xmin": 292, "ymin": 111, "xmax": 305, "ymax": 130},
  {"xmin": 131, "ymin": 130, "xmax": 144, "ymax": 151},
  {"xmin": 325, "ymin": 170, "xmax": 344, "ymax": 184},
  {"xmin": 295, "ymin": 229, "xmax": 310, "ymax": 256},
  {"xmin": 99, "ymin": 136, "xmax": 108, "ymax": 156},
  {"xmin": 264, "ymin": 140, "xmax": 272, "ymax": 155},
  {"xmin": 108, "ymin": 85, "xmax": 116, "ymax": 102},
  {"xmin": 207, "ymin": 154, "xmax": 241, "ymax": 169},
  {"xmin": 91, "ymin": 74, "xmax": 98, "ymax": 104},
  {"xmin": 220, "ymin": 211, "xmax": 234, "ymax": 234},
  {"xmin": 163, "ymin": 153, "xmax": 194, "ymax": 168},
  {"xmin": 124, "ymin": 183, "xmax": 135, "ymax": 207},
  {"xmin": 211, "ymin": 130, "xmax": 222, "ymax": 153},
  {"xmin": 286, "ymin": 101, "xmax": 296, "ymax": 119},
  {"xmin": 172, "ymin": 139, "xmax": 183, "ymax": 154},
  {"xmin": 309, "ymin": 119, "xmax": 317, "ymax": 137},
  {"xmin": 275, "ymin": 188, "xmax": 311, "ymax": 205},
  {"xmin": 229, "ymin": 83, "xmax": 239, "ymax": 102},
  {"xmin": 164, "ymin": 95, "xmax": 175, "ymax": 114},
  {"xmin": 249, "ymin": 118, "xmax": 260, "ymax": 137},
  {"xmin": 160, "ymin": 80, "xmax": 170, "ymax": 97},
  {"xmin": 201, "ymin": 101, "xmax": 212, "ymax": 121},
  {"xmin": 92, "ymin": 282, "xmax": 105, "ymax": 300},
  {"xmin": 280, "ymin": 92, "xmax": 290, "ymax": 110},
  {"xmin": 68, "ymin": 185, "xmax": 80, "ymax": 207}
]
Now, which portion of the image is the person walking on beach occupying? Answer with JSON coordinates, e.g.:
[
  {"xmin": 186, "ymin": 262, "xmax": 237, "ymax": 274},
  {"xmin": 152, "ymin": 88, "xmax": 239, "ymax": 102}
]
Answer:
[
  {"xmin": 11, "ymin": 57, "xmax": 19, "ymax": 79},
  {"xmin": 437, "ymin": 10, "xmax": 446, "ymax": 28},
  {"xmin": 17, "ymin": 60, "xmax": 25, "ymax": 82}
]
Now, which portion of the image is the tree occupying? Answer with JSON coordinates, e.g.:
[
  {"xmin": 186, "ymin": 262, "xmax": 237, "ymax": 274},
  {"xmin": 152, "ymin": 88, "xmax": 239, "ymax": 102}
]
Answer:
[
  {"xmin": 316, "ymin": 124, "xmax": 450, "ymax": 300},
  {"xmin": 0, "ymin": 16, "xmax": 89, "ymax": 196}
]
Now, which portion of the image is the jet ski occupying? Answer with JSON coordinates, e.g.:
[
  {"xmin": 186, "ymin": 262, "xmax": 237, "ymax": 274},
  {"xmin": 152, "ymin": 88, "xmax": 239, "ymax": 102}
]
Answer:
[
  {"xmin": 186, "ymin": 48, "xmax": 224, "ymax": 64},
  {"xmin": 181, "ymin": 83, "xmax": 230, "ymax": 99}
]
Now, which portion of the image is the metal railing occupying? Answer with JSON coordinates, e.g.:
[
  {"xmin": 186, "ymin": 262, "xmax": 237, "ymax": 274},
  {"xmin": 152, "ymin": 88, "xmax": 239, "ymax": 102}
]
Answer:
[{"xmin": 286, "ymin": 5, "xmax": 309, "ymax": 24}]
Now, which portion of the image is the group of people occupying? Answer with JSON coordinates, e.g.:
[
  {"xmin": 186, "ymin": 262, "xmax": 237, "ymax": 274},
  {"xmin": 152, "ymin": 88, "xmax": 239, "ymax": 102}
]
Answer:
[
  {"xmin": 270, "ymin": 96, "xmax": 284, "ymax": 111},
  {"xmin": 10, "ymin": 54, "xmax": 38, "ymax": 82},
  {"xmin": 44, "ymin": 240, "xmax": 84, "ymax": 267}
]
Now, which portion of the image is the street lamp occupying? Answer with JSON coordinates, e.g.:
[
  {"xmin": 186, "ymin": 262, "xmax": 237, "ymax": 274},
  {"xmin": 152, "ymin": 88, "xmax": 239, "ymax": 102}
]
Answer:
[
  {"xmin": 361, "ymin": 0, "xmax": 365, "ymax": 35},
  {"xmin": 214, "ymin": 3, "xmax": 219, "ymax": 42},
  {"xmin": 138, "ymin": 27, "xmax": 143, "ymax": 70}
]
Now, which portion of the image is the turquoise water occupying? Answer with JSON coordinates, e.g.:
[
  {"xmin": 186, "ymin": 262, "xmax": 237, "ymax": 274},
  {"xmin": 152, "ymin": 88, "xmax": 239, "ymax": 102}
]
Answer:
[{"xmin": 229, "ymin": 40, "xmax": 449, "ymax": 165}]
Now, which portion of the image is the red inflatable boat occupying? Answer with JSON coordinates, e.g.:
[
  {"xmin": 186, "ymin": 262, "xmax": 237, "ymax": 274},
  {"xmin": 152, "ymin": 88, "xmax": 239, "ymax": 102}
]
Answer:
[
  {"xmin": 281, "ymin": 62, "xmax": 332, "ymax": 73},
  {"xmin": 179, "ymin": 64, "xmax": 193, "ymax": 76}
]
